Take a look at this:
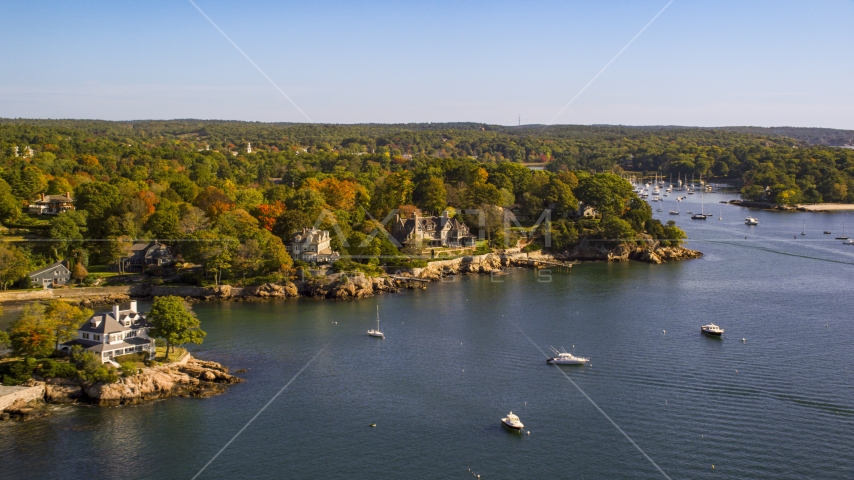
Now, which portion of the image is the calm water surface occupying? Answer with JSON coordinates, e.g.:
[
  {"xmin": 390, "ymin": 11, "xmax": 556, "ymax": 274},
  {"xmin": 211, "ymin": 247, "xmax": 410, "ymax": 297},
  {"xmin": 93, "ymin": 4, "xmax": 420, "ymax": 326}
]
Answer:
[{"xmin": 1, "ymin": 191, "xmax": 853, "ymax": 479}]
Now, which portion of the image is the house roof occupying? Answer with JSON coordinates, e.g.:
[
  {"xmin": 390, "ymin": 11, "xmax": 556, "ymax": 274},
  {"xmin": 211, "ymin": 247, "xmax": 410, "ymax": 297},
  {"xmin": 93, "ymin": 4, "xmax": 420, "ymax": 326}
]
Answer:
[
  {"xmin": 28, "ymin": 261, "xmax": 69, "ymax": 277},
  {"xmin": 78, "ymin": 309, "xmax": 150, "ymax": 335},
  {"xmin": 129, "ymin": 241, "xmax": 171, "ymax": 257},
  {"xmin": 33, "ymin": 193, "xmax": 74, "ymax": 204},
  {"xmin": 395, "ymin": 215, "xmax": 471, "ymax": 242},
  {"xmin": 291, "ymin": 228, "xmax": 329, "ymax": 245}
]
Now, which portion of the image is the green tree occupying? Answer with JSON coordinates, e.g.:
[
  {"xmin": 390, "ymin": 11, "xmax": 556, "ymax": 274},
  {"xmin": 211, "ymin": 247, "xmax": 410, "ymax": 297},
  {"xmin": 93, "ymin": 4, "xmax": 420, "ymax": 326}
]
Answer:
[
  {"xmin": 601, "ymin": 216, "xmax": 636, "ymax": 245},
  {"xmin": 369, "ymin": 171, "xmax": 413, "ymax": 219},
  {"xmin": 74, "ymin": 182, "xmax": 121, "ymax": 236},
  {"xmin": 185, "ymin": 231, "xmax": 237, "ymax": 285},
  {"xmin": 147, "ymin": 296, "xmax": 206, "ymax": 358},
  {"xmin": 45, "ymin": 301, "xmax": 92, "ymax": 351},
  {"xmin": 661, "ymin": 221, "xmax": 687, "ymax": 247},
  {"xmin": 144, "ymin": 208, "xmax": 181, "ymax": 240},
  {"xmin": 413, "ymin": 177, "xmax": 447, "ymax": 214},
  {"xmin": 0, "ymin": 178, "xmax": 20, "ymax": 223},
  {"xmin": 0, "ymin": 243, "xmax": 30, "ymax": 291},
  {"xmin": 9, "ymin": 304, "xmax": 54, "ymax": 357},
  {"xmin": 547, "ymin": 219, "xmax": 579, "ymax": 250},
  {"xmin": 48, "ymin": 213, "xmax": 84, "ymax": 260},
  {"xmin": 272, "ymin": 210, "xmax": 312, "ymax": 240},
  {"xmin": 215, "ymin": 208, "xmax": 260, "ymax": 240},
  {"xmin": 575, "ymin": 173, "xmax": 635, "ymax": 217},
  {"xmin": 542, "ymin": 178, "xmax": 579, "ymax": 217},
  {"xmin": 285, "ymin": 188, "xmax": 327, "ymax": 218}
]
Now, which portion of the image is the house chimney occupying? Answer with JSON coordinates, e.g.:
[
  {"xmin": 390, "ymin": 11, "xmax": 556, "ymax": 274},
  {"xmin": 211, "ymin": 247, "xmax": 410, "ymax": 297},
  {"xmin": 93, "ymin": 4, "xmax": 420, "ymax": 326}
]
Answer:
[
  {"xmin": 442, "ymin": 210, "xmax": 449, "ymax": 218},
  {"xmin": 113, "ymin": 305, "xmax": 120, "ymax": 321},
  {"xmin": 41, "ymin": 193, "xmax": 45, "ymax": 201},
  {"xmin": 66, "ymin": 191, "xmax": 71, "ymax": 199},
  {"xmin": 129, "ymin": 300, "xmax": 137, "ymax": 313}
]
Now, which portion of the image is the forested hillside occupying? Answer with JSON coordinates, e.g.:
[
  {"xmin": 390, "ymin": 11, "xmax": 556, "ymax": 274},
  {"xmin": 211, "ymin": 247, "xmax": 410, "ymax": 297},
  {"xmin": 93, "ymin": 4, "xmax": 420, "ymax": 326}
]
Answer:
[{"xmin": 0, "ymin": 119, "xmax": 852, "ymax": 288}]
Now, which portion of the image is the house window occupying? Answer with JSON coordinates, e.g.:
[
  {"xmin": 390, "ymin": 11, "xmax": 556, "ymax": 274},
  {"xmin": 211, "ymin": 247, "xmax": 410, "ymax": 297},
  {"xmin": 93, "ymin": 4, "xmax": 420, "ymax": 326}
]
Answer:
[
  {"xmin": 94, "ymin": 335, "xmax": 100, "ymax": 341},
  {"xmin": 82, "ymin": 333, "xmax": 90, "ymax": 340}
]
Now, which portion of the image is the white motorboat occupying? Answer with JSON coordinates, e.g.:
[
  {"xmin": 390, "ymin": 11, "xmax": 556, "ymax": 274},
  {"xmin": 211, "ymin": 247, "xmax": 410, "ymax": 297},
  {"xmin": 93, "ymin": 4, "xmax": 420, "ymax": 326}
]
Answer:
[
  {"xmin": 844, "ymin": 239, "xmax": 854, "ymax": 245},
  {"xmin": 501, "ymin": 412, "xmax": 524, "ymax": 431},
  {"xmin": 546, "ymin": 346, "xmax": 589, "ymax": 365},
  {"xmin": 670, "ymin": 210, "xmax": 680, "ymax": 215},
  {"xmin": 745, "ymin": 217, "xmax": 759, "ymax": 225},
  {"xmin": 701, "ymin": 323, "xmax": 724, "ymax": 336},
  {"xmin": 367, "ymin": 305, "xmax": 384, "ymax": 338}
]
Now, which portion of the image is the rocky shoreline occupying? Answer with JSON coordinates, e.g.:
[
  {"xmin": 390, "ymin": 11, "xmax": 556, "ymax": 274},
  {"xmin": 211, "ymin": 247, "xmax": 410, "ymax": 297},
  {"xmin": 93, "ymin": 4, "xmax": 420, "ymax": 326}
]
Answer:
[
  {"xmin": 1, "ymin": 356, "xmax": 242, "ymax": 420},
  {"xmin": 0, "ymin": 242, "xmax": 702, "ymax": 305}
]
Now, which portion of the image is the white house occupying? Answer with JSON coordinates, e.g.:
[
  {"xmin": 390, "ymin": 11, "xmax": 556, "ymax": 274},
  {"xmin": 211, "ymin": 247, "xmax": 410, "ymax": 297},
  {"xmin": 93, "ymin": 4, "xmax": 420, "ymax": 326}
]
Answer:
[
  {"xmin": 59, "ymin": 302, "xmax": 156, "ymax": 366},
  {"xmin": 28, "ymin": 192, "xmax": 75, "ymax": 215},
  {"xmin": 286, "ymin": 227, "xmax": 340, "ymax": 263}
]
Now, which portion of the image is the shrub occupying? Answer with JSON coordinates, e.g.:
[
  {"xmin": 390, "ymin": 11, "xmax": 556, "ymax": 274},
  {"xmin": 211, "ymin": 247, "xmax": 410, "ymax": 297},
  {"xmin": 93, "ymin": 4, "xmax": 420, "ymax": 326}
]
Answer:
[
  {"xmin": 119, "ymin": 361, "xmax": 138, "ymax": 376},
  {"xmin": 0, "ymin": 358, "xmax": 36, "ymax": 385},
  {"xmin": 522, "ymin": 243, "xmax": 542, "ymax": 253},
  {"xmin": 149, "ymin": 277, "xmax": 164, "ymax": 286},
  {"xmin": 115, "ymin": 352, "xmax": 146, "ymax": 363},
  {"xmin": 35, "ymin": 358, "xmax": 78, "ymax": 378}
]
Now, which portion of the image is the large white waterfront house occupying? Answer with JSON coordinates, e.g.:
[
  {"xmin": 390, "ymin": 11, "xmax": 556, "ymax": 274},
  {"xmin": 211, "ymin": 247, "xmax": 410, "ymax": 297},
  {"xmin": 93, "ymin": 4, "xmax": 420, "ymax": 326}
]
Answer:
[
  {"xmin": 60, "ymin": 301, "xmax": 156, "ymax": 365},
  {"xmin": 286, "ymin": 227, "xmax": 341, "ymax": 263}
]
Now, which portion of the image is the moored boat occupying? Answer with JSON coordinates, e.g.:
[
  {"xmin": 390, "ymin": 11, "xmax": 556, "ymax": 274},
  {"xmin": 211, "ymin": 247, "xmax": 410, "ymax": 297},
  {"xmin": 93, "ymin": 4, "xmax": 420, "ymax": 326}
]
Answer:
[
  {"xmin": 701, "ymin": 323, "xmax": 724, "ymax": 336},
  {"xmin": 501, "ymin": 412, "xmax": 524, "ymax": 431},
  {"xmin": 546, "ymin": 346, "xmax": 589, "ymax": 365},
  {"xmin": 745, "ymin": 217, "xmax": 759, "ymax": 225},
  {"xmin": 367, "ymin": 305, "xmax": 384, "ymax": 338}
]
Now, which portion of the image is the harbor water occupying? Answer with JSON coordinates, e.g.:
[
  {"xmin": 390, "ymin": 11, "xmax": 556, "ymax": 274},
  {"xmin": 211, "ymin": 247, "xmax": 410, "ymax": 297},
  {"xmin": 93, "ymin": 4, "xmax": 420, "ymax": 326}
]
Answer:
[{"xmin": 1, "ymin": 190, "xmax": 853, "ymax": 479}]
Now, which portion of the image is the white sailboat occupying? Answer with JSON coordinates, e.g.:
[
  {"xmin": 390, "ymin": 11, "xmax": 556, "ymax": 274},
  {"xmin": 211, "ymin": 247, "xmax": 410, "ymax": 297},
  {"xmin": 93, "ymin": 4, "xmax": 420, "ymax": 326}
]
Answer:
[
  {"xmin": 691, "ymin": 195, "xmax": 708, "ymax": 219},
  {"xmin": 836, "ymin": 223, "xmax": 848, "ymax": 240},
  {"xmin": 368, "ymin": 305, "xmax": 384, "ymax": 338}
]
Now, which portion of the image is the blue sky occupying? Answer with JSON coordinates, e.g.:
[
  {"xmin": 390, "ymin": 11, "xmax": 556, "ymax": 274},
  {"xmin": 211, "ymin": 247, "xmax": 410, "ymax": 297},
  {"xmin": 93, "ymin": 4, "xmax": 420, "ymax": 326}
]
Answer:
[{"xmin": 1, "ymin": 0, "xmax": 852, "ymax": 127}]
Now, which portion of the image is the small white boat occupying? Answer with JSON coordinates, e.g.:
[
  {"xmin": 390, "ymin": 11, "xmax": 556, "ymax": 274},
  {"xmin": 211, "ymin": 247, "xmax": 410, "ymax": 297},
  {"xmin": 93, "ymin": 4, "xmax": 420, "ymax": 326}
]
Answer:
[
  {"xmin": 367, "ymin": 305, "xmax": 384, "ymax": 338},
  {"xmin": 745, "ymin": 217, "xmax": 759, "ymax": 225},
  {"xmin": 546, "ymin": 346, "xmax": 589, "ymax": 365},
  {"xmin": 501, "ymin": 411, "xmax": 524, "ymax": 431},
  {"xmin": 701, "ymin": 324, "xmax": 724, "ymax": 336},
  {"xmin": 670, "ymin": 210, "xmax": 680, "ymax": 215},
  {"xmin": 844, "ymin": 239, "xmax": 854, "ymax": 245}
]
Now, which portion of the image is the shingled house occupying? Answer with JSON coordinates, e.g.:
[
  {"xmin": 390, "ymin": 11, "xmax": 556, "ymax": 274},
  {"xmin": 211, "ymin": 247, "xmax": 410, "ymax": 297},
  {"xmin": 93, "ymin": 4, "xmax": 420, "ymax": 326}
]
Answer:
[
  {"xmin": 116, "ymin": 241, "xmax": 174, "ymax": 272},
  {"xmin": 391, "ymin": 211, "xmax": 475, "ymax": 249},
  {"xmin": 28, "ymin": 192, "xmax": 75, "ymax": 215},
  {"xmin": 59, "ymin": 301, "xmax": 155, "ymax": 365},
  {"xmin": 28, "ymin": 261, "xmax": 72, "ymax": 288}
]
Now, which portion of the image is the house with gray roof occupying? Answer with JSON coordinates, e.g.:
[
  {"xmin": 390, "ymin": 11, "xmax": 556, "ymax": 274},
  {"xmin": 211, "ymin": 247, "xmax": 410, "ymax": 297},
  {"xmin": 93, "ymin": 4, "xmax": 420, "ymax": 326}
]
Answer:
[
  {"xmin": 116, "ymin": 241, "xmax": 174, "ymax": 272},
  {"xmin": 59, "ymin": 301, "xmax": 155, "ymax": 365},
  {"xmin": 286, "ymin": 227, "xmax": 340, "ymax": 263},
  {"xmin": 28, "ymin": 261, "xmax": 72, "ymax": 288},
  {"xmin": 391, "ymin": 211, "xmax": 475, "ymax": 249}
]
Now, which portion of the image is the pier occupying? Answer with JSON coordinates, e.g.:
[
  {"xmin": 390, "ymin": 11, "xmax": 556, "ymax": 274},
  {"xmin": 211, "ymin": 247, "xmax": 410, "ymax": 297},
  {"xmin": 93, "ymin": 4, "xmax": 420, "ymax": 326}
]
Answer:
[{"xmin": 524, "ymin": 258, "xmax": 575, "ymax": 272}]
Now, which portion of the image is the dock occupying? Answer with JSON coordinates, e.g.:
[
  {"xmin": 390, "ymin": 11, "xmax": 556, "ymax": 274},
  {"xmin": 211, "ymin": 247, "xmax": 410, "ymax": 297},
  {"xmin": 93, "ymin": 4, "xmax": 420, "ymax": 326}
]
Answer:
[{"xmin": 524, "ymin": 258, "xmax": 575, "ymax": 272}]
